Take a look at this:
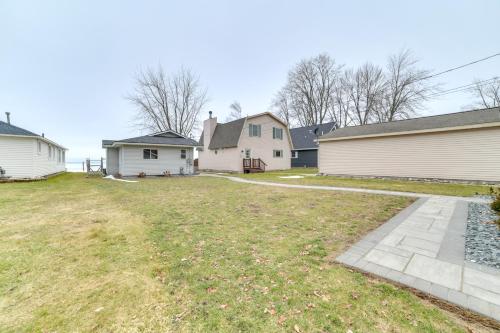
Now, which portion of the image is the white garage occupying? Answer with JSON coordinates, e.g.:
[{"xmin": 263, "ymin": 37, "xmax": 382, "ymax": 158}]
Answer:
[{"xmin": 318, "ymin": 107, "xmax": 500, "ymax": 183}]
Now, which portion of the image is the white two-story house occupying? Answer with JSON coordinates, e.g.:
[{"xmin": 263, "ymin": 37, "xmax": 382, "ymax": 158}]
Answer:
[{"xmin": 198, "ymin": 111, "xmax": 292, "ymax": 172}]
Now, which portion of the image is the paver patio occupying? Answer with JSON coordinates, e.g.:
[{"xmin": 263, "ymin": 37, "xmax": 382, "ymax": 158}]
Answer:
[{"xmin": 337, "ymin": 197, "xmax": 500, "ymax": 321}]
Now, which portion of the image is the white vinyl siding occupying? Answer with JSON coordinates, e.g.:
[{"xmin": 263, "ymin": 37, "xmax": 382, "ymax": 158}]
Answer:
[
  {"xmin": 319, "ymin": 127, "xmax": 500, "ymax": 182},
  {"xmin": 119, "ymin": 146, "xmax": 194, "ymax": 176},
  {"xmin": 106, "ymin": 148, "xmax": 120, "ymax": 175}
]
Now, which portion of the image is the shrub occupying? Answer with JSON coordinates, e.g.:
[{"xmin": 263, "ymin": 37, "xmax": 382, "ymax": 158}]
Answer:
[
  {"xmin": 490, "ymin": 187, "xmax": 500, "ymax": 227},
  {"xmin": 138, "ymin": 172, "xmax": 146, "ymax": 178}
]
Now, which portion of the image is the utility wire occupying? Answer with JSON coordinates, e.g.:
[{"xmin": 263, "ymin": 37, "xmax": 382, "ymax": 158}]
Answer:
[{"xmin": 421, "ymin": 53, "xmax": 500, "ymax": 80}]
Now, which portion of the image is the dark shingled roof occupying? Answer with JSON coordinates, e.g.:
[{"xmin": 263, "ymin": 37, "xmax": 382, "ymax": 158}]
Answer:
[
  {"xmin": 102, "ymin": 131, "xmax": 201, "ymax": 148},
  {"xmin": 290, "ymin": 122, "xmax": 335, "ymax": 150},
  {"xmin": 0, "ymin": 120, "xmax": 39, "ymax": 137},
  {"xmin": 320, "ymin": 107, "xmax": 500, "ymax": 141},
  {"xmin": 207, "ymin": 118, "xmax": 246, "ymax": 150}
]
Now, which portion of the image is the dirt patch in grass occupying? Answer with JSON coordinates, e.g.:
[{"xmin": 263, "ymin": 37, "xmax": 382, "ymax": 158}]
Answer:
[{"xmin": 0, "ymin": 173, "xmax": 495, "ymax": 332}]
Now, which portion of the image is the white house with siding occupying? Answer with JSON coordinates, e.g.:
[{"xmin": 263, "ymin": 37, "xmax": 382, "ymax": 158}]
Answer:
[
  {"xmin": 198, "ymin": 111, "xmax": 292, "ymax": 172},
  {"xmin": 318, "ymin": 107, "xmax": 500, "ymax": 183},
  {"xmin": 102, "ymin": 130, "xmax": 200, "ymax": 176},
  {"xmin": 0, "ymin": 113, "xmax": 67, "ymax": 179}
]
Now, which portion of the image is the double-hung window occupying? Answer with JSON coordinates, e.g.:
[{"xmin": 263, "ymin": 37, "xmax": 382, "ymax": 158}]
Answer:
[
  {"xmin": 48, "ymin": 146, "xmax": 52, "ymax": 160},
  {"xmin": 272, "ymin": 127, "xmax": 283, "ymax": 140},
  {"xmin": 249, "ymin": 123, "xmax": 261, "ymax": 137},
  {"xmin": 273, "ymin": 149, "xmax": 283, "ymax": 158},
  {"xmin": 180, "ymin": 149, "xmax": 186, "ymax": 159},
  {"xmin": 143, "ymin": 149, "xmax": 158, "ymax": 159},
  {"xmin": 291, "ymin": 151, "xmax": 298, "ymax": 159},
  {"xmin": 37, "ymin": 140, "xmax": 42, "ymax": 154}
]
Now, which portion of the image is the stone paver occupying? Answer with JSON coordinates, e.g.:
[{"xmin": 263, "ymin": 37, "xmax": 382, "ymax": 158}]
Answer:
[{"xmin": 336, "ymin": 197, "xmax": 500, "ymax": 322}]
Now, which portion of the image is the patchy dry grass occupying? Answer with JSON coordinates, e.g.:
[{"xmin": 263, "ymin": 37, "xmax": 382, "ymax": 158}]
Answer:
[
  {"xmin": 0, "ymin": 173, "xmax": 492, "ymax": 332},
  {"xmin": 236, "ymin": 168, "xmax": 494, "ymax": 197}
]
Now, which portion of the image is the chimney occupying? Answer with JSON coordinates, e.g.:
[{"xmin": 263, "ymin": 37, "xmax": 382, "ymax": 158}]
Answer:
[
  {"xmin": 5, "ymin": 112, "xmax": 10, "ymax": 125},
  {"xmin": 42, "ymin": 133, "xmax": 45, "ymax": 138},
  {"xmin": 203, "ymin": 111, "xmax": 217, "ymax": 149}
]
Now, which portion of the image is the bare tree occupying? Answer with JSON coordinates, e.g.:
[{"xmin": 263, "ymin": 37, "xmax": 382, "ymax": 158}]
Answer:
[
  {"xmin": 225, "ymin": 101, "xmax": 243, "ymax": 122},
  {"xmin": 343, "ymin": 63, "xmax": 386, "ymax": 125},
  {"xmin": 128, "ymin": 65, "xmax": 208, "ymax": 137},
  {"xmin": 272, "ymin": 54, "xmax": 341, "ymax": 127},
  {"xmin": 329, "ymin": 71, "xmax": 353, "ymax": 128},
  {"xmin": 470, "ymin": 77, "xmax": 500, "ymax": 108},
  {"xmin": 379, "ymin": 49, "xmax": 436, "ymax": 122}
]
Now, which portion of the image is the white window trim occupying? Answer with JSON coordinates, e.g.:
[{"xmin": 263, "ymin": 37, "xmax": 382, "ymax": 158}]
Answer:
[
  {"xmin": 180, "ymin": 149, "xmax": 187, "ymax": 159},
  {"xmin": 291, "ymin": 151, "xmax": 298, "ymax": 159},
  {"xmin": 273, "ymin": 149, "xmax": 283, "ymax": 158},
  {"xmin": 143, "ymin": 148, "xmax": 159, "ymax": 160}
]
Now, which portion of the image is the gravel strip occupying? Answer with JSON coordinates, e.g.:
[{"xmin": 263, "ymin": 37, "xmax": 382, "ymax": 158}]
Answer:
[{"xmin": 465, "ymin": 201, "xmax": 500, "ymax": 269}]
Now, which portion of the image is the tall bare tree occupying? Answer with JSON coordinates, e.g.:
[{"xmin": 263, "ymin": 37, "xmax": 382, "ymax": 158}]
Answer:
[
  {"xmin": 128, "ymin": 65, "xmax": 208, "ymax": 137},
  {"xmin": 379, "ymin": 49, "xmax": 436, "ymax": 122},
  {"xmin": 272, "ymin": 90, "xmax": 292, "ymax": 125},
  {"xmin": 343, "ymin": 63, "xmax": 386, "ymax": 125},
  {"xmin": 470, "ymin": 77, "xmax": 500, "ymax": 108},
  {"xmin": 225, "ymin": 101, "xmax": 243, "ymax": 122},
  {"xmin": 272, "ymin": 54, "xmax": 341, "ymax": 127}
]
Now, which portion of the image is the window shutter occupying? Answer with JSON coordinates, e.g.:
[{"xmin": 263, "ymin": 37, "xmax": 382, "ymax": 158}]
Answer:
[{"xmin": 258, "ymin": 125, "xmax": 261, "ymax": 137}]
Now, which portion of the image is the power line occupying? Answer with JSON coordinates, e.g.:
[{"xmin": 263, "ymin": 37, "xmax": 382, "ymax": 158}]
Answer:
[
  {"xmin": 421, "ymin": 52, "xmax": 500, "ymax": 80},
  {"xmin": 428, "ymin": 77, "xmax": 499, "ymax": 98}
]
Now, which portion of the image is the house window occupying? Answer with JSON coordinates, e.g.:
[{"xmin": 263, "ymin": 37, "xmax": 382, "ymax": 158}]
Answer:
[
  {"xmin": 244, "ymin": 149, "xmax": 251, "ymax": 158},
  {"xmin": 273, "ymin": 149, "xmax": 283, "ymax": 158},
  {"xmin": 48, "ymin": 146, "xmax": 52, "ymax": 160},
  {"xmin": 62, "ymin": 150, "xmax": 65, "ymax": 163},
  {"xmin": 249, "ymin": 123, "xmax": 261, "ymax": 137},
  {"xmin": 143, "ymin": 149, "xmax": 158, "ymax": 159},
  {"xmin": 37, "ymin": 140, "xmax": 42, "ymax": 154},
  {"xmin": 273, "ymin": 127, "xmax": 283, "ymax": 140},
  {"xmin": 291, "ymin": 151, "xmax": 298, "ymax": 159},
  {"xmin": 57, "ymin": 149, "xmax": 61, "ymax": 163},
  {"xmin": 180, "ymin": 149, "xmax": 186, "ymax": 159}
]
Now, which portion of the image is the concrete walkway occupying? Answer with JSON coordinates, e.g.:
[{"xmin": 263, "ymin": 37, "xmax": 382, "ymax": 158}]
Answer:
[
  {"xmin": 337, "ymin": 197, "xmax": 500, "ymax": 321},
  {"xmin": 200, "ymin": 173, "xmax": 490, "ymax": 203},
  {"xmin": 201, "ymin": 173, "xmax": 499, "ymax": 321}
]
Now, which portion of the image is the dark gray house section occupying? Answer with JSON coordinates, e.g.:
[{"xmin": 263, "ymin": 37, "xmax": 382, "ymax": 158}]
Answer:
[{"xmin": 290, "ymin": 122, "xmax": 335, "ymax": 168}]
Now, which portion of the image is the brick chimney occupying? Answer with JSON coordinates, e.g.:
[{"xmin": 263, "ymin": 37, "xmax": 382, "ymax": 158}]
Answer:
[{"xmin": 203, "ymin": 111, "xmax": 217, "ymax": 149}]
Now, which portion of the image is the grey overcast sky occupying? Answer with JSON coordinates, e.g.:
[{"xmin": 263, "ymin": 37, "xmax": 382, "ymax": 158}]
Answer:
[{"xmin": 1, "ymin": 0, "xmax": 499, "ymax": 160}]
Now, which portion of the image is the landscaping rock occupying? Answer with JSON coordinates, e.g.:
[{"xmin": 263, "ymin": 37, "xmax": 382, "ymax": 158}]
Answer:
[{"xmin": 465, "ymin": 201, "xmax": 500, "ymax": 269}]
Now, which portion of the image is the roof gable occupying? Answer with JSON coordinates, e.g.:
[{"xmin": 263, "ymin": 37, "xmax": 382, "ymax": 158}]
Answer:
[
  {"xmin": 320, "ymin": 107, "xmax": 500, "ymax": 141},
  {"xmin": 290, "ymin": 122, "xmax": 335, "ymax": 150},
  {"xmin": 102, "ymin": 131, "xmax": 200, "ymax": 148}
]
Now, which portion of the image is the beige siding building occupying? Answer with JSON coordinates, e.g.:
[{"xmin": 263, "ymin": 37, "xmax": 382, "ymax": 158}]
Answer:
[
  {"xmin": 198, "ymin": 112, "xmax": 292, "ymax": 172},
  {"xmin": 319, "ymin": 107, "xmax": 500, "ymax": 183}
]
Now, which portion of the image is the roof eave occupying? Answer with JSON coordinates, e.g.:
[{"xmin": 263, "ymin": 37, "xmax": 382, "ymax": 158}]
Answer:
[
  {"xmin": 0, "ymin": 133, "xmax": 67, "ymax": 150},
  {"xmin": 318, "ymin": 121, "xmax": 500, "ymax": 142}
]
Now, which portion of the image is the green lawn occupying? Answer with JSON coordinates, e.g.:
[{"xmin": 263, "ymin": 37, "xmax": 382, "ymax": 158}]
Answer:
[
  {"xmin": 236, "ymin": 168, "xmax": 495, "ymax": 197},
  {"xmin": 0, "ymin": 173, "xmax": 489, "ymax": 332}
]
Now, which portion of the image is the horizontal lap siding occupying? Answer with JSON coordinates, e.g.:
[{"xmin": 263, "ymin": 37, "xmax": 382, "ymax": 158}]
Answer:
[
  {"xmin": 120, "ymin": 146, "xmax": 194, "ymax": 176},
  {"xmin": 32, "ymin": 140, "xmax": 66, "ymax": 177},
  {"xmin": 0, "ymin": 136, "xmax": 34, "ymax": 178},
  {"xmin": 106, "ymin": 148, "xmax": 119, "ymax": 175},
  {"xmin": 319, "ymin": 127, "xmax": 500, "ymax": 182}
]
